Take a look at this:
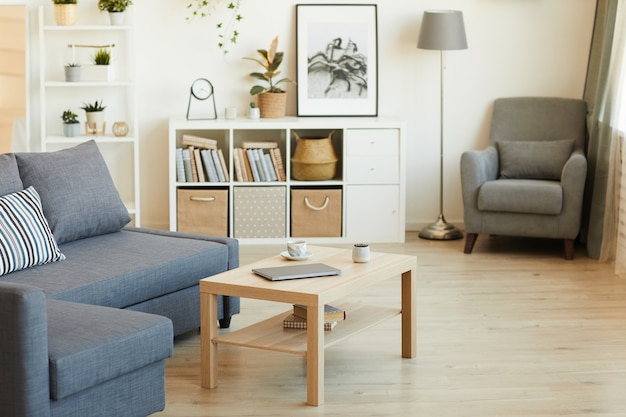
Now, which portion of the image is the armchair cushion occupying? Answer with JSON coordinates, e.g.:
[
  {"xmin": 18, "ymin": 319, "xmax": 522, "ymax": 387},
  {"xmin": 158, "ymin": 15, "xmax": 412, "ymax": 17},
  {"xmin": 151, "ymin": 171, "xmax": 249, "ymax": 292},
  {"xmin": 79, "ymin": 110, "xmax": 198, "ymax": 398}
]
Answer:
[
  {"xmin": 498, "ymin": 139, "xmax": 575, "ymax": 180},
  {"xmin": 15, "ymin": 141, "xmax": 131, "ymax": 245},
  {"xmin": 478, "ymin": 179, "xmax": 563, "ymax": 215},
  {"xmin": 0, "ymin": 187, "xmax": 65, "ymax": 276}
]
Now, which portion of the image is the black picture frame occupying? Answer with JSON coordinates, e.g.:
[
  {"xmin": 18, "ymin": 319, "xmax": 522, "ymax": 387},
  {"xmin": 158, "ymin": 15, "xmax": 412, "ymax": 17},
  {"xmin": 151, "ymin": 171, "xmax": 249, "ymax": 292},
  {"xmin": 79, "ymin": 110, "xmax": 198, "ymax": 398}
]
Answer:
[{"xmin": 296, "ymin": 4, "xmax": 378, "ymax": 117}]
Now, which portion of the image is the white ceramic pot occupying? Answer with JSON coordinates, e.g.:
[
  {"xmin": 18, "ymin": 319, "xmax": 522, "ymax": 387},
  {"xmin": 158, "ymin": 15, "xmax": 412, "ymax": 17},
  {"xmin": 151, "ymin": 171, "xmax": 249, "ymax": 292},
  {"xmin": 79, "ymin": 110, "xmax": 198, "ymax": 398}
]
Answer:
[
  {"xmin": 108, "ymin": 11, "xmax": 126, "ymax": 26},
  {"xmin": 248, "ymin": 107, "xmax": 261, "ymax": 119},
  {"xmin": 63, "ymin": 123, "xmax": 80, "ymax": 137},
  {"xmin": 85, "ymin": 111, "xmax": 105, "ymax": 136},
  {"xmin": 64, "ymin": 66, "xmax": 81, "ymax": 82}
]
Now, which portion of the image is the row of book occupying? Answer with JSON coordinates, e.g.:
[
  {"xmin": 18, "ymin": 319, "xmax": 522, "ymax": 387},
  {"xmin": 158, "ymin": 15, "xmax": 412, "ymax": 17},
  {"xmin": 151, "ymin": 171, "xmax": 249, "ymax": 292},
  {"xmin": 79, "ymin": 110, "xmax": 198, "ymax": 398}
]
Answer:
[
  {"xmin": 176, "ymin": 134, "xmax": 229, "ymax": 183},
  {"xmin": 233, "ymin": 145, "xmax": 286, "ymax": 183},
  {"xmin": 282, "ymin": 304, "xmax": 346, "ymax": 331},
  {"xmin": 175, "ymin": 134, "xmax": 287, "ymax": 183}
]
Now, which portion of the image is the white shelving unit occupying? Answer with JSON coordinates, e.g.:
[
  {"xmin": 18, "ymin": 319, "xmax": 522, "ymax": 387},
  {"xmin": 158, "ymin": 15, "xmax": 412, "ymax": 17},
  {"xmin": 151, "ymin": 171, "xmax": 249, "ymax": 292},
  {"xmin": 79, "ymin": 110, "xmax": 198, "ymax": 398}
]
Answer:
[
  {"xmin": 168, "ymin": 117, "xmax": 406, "ymax": 244},
  {"xmin": 38, "ymin": 5, "xmax": 140, "ymax": 225}
]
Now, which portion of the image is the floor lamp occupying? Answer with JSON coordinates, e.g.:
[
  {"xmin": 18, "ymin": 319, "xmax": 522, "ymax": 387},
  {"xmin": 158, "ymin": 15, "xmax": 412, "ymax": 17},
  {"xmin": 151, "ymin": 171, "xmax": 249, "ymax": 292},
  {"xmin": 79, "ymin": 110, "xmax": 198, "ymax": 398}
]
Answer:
[{"xmin": 417, "ymin": 10, "xmax": 467, "ymax": 240}]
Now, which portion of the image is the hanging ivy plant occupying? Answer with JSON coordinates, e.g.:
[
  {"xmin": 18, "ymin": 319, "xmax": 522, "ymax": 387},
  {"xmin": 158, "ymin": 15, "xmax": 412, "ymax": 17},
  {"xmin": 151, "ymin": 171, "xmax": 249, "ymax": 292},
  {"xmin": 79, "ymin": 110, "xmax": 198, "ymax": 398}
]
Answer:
[{"xmin": 186, "ymin": 0, "xmax": 243, "ymax": 54}]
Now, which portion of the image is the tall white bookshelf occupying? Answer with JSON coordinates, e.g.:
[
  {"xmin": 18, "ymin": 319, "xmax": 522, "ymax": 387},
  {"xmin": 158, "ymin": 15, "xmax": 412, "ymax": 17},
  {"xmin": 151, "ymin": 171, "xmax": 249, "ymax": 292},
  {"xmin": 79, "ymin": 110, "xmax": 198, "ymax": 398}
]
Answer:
[{"xmin": 38, "ymin": 4, "xmax": 140, "ymax": 225}]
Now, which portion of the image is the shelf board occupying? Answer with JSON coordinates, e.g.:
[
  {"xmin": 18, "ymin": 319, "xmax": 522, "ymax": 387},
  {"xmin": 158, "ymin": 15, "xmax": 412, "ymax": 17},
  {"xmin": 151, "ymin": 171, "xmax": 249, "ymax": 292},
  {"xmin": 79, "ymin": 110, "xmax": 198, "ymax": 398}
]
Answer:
[
  {"xmin": 43, "ymin": 25, "xmax": 130, "ymax": 31},
  {"xmin": 214, "ymin": 302, "xmax": 401, "ymax": 355},
  {"xmin": 45, "ymin": 81, "xmax": 133, "ymax": 87},
  {"xmin": 45, "ymin": 135, "xmax": 137, "ymax": 144}
]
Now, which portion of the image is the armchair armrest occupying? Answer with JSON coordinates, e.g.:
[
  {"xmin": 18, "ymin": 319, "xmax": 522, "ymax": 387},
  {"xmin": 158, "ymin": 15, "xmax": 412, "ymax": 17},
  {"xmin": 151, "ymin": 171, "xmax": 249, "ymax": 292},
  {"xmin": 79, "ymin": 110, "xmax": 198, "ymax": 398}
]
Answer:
[
  {"xmin": 560, "ymin": 150, "xmax": 587, "ymax": 235},
  {"xmin": 460, "ymin": 146, "xmax": 498, "ymax": 233}
]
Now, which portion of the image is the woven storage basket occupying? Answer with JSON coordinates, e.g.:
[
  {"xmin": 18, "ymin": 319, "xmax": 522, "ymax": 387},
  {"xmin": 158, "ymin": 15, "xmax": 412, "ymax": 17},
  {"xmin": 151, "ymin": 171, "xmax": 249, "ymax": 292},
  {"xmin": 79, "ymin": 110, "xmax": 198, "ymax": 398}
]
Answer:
[
  {"xmin": 54, "ymin": 4, "xmax": 78, "ymax": 26},
  {"xmin": 291, "ymin": 131, "xmax": 339, "ymax": 181},
  {"xmin": 258, "ymin": 92, "xmax": 287, "ymax": 118}
]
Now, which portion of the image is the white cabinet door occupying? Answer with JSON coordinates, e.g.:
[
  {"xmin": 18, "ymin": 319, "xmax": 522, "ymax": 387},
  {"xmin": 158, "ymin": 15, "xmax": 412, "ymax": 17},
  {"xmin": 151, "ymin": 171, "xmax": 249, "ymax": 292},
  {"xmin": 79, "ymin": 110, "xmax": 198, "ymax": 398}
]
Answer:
[
  {"xmin": 345, "ymin": 129, "xmax": 400, "ymax": 184},
  {"xmin": 346, "ymin": 185, "xmax": 401, "ymax": 242}
]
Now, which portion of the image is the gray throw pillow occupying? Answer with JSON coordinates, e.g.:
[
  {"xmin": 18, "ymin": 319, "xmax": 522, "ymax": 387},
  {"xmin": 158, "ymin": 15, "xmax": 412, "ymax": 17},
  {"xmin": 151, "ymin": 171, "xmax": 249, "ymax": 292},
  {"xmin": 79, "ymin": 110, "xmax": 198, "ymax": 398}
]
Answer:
[
  {"xmin": 15, "ymin": 140, "xmax": 131, "ymax": 244},
  {"xmin": 0, "ymin": 153, "xmax": 24, "ymax": 196},
  {"xmin": 498, "ymin": 139, "xmax": 575, "ymax": 180}
]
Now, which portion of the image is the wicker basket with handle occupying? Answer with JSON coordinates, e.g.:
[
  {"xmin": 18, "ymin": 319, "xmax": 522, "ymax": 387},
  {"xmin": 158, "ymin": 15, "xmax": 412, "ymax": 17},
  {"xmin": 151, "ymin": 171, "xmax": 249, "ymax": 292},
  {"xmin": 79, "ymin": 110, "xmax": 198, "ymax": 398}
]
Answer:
[{"xmin": 291, "ymin": 131, "xmax": 339, "ymax": 181}]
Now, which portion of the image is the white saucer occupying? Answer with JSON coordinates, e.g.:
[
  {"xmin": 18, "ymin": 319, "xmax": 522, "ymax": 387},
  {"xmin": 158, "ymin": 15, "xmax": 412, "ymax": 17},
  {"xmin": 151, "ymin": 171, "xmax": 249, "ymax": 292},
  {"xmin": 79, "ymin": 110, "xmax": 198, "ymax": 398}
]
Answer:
[{"xmin": 280, "ymin": 251, "xmax": 313, "ymax": 261}]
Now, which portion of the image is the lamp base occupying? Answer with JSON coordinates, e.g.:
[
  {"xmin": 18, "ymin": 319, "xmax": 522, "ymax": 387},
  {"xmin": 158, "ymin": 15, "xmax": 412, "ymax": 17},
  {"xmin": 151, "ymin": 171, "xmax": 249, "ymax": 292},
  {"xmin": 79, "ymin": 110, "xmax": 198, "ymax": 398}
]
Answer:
[{"xmin": 418, "ymin": 214, "xmax": 464, "ymax": 240}]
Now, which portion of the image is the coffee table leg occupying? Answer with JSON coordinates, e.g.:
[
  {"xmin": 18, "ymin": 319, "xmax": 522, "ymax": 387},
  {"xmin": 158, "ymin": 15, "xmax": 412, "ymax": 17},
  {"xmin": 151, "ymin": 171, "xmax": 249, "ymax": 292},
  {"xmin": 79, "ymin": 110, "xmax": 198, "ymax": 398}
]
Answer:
[
  {"xmin": 200, "ymin": 292, "xmax": 218, "ymax": 388},
  {"xmin": 306, "ymin": 304, "xmax": 324, "ymax": 406},
  {"xmin": 401, "ymin": 268, "xmax": 416, "ymax": 358}
]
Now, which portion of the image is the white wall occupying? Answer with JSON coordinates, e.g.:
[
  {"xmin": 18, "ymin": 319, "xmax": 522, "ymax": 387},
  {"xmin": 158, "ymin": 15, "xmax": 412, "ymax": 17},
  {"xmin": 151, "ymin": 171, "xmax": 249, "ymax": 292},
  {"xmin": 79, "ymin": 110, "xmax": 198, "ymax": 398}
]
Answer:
[{"xmin": 15, "ymin": 0, "xmax": 596, "ymax": 231}]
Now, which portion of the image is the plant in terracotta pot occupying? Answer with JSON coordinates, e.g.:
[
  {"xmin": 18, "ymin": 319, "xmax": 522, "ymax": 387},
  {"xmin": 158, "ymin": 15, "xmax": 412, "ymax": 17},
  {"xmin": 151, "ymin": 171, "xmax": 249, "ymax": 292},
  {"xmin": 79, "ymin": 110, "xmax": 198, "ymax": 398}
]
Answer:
[
  {"xmin": 80, "ymin": 99, "xmax": 106, "ymax": 136},
  {"xmin": 61, "ymin": 109, "xmax": 80, "ymax": 137},
  {"xmin": 243, "ymin": 36, "xmax": 294, "ymax": 118},
  {"xmin": 52, "ymin": 0, "xmax": 78, "ymax": 26},
  {"xmin": 98, "ymin": 0, "xmax": 133, "ymax": 25}
]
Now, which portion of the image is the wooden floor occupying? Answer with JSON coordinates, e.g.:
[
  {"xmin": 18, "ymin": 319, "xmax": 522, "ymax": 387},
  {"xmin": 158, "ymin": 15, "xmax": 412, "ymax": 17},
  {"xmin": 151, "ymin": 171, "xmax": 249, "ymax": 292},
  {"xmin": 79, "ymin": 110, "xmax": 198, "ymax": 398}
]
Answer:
[{"xmin": 155, "ymin": 233, "xmax": 626, "ymax": 417}]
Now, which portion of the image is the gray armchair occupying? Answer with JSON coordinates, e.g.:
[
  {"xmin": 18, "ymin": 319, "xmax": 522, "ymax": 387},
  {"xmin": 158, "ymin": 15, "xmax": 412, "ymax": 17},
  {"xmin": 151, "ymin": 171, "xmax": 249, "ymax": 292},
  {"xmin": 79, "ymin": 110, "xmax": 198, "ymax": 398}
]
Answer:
[{"xmin": 460, "ymin": 97, "xmax": 587, "ymax": 259}]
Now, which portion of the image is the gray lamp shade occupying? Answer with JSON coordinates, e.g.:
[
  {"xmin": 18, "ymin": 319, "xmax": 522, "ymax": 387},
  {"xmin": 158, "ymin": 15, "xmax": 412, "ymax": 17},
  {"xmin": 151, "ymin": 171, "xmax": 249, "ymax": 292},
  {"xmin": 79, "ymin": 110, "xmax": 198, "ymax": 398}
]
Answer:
[{"xmin": 418, "ymin": 10, "xmax": 468, "ymax": 51}]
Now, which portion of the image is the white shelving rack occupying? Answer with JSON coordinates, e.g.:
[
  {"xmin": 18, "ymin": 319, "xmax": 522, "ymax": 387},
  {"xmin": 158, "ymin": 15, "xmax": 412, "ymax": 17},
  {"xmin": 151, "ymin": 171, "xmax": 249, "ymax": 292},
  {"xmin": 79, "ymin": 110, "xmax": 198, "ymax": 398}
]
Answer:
[
  {"xmin": 38, "ymin": 5, "xmax": 140, "ymax": 225},
  {"xmin": 169, "ymin": 117, "xmax": 406, "ymax": 244}
]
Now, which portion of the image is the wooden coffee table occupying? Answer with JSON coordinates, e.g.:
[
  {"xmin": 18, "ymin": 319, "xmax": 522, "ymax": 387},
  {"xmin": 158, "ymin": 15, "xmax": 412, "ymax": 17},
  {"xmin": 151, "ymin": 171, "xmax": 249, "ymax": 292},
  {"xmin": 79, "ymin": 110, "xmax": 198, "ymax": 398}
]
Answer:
[{"xmin": 199, "ymin": 245, "xmax": 417, "ymax": 406}]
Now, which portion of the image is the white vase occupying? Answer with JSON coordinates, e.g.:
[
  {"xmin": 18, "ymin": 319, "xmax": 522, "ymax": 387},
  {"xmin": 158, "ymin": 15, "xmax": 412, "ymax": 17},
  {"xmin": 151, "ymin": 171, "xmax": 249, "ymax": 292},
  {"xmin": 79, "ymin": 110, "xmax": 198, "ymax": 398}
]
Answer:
[
  {"xmin": 64, "ymin": 66, "xmax": 81, "ymax": 82},
  {"xmin": 108, "ymin": 11, "xmax": 126, "ymax": 26},
  {"xmin": 248, "ymin": 107, "xmax": 260, "ymax": 119}
]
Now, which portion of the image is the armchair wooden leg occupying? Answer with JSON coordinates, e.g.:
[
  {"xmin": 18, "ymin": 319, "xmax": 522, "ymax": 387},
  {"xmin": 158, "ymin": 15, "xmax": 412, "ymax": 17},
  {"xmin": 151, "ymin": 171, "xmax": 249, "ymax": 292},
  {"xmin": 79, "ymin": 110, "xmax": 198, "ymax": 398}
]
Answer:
[
  {"xmin": 464, "ymin": 233, "xmax": 478, "ymax": 254},
  {"xmin": 563, "ymin": 239, "xmax": 575, "ymax": 260}
]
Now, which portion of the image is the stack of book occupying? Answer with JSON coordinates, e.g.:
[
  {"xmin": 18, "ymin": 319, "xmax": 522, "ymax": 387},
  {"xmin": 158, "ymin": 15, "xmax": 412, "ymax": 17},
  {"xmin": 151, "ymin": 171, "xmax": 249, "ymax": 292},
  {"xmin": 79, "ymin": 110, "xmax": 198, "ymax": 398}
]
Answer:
[
  {"xmin": 233, "ymin": 141, "xmax": 286, "ymax": 182},
  {"xmin": 175, "ymin": 134, "xmax": 230, "ymax": 183},
  {"xmin": 282, "ymin": 304, "xmax": 346, "ymax": 331}
]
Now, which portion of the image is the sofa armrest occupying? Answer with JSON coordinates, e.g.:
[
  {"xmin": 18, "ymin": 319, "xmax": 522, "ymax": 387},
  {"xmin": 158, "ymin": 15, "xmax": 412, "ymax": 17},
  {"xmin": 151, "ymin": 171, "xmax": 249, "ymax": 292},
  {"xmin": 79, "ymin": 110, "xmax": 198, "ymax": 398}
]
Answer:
[
  {"xmin": 0, "ymin": 282, "xmax": 51, "ymax": 417},
  {"xmin": 123, "ymin": 227, "xmax": 239, "ymax": 270}
]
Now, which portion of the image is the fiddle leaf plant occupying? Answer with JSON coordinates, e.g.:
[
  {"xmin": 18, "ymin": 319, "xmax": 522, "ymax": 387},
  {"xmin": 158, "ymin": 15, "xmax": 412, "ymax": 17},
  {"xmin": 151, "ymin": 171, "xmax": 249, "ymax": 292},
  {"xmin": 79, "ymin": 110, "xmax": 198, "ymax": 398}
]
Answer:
[{"xmin": 243, "ymin": 36, "xmax": 294, "ymax": 95}]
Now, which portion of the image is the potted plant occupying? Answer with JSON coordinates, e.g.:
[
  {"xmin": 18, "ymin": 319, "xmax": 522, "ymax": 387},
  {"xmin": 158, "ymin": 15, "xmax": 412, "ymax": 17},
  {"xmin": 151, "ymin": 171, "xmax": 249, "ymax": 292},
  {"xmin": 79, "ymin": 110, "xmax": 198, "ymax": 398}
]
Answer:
[
  {"xmin": 84, "ymin": 48, "xmax": 113, "ymax": 81},
  {"xmin": 64, "ymin": 62, "xmax": 81, "ymax": 82},
  {"xmin": 61, "ymin": 109, "xmax": 80, "ymax": 137},
  {"xmin": 52, "ymin": 0, "xmax": 78, "ymax": 26},
  {"xmin": 248, "ymin": 102, "xmax": 260, "ymax": 119},
  {"xmin": 243, "ymin": 36, "xmax": 295, "ymax": 118},
  {"xmin": 81, "ymin": 100, "xmax": 106, "ymax": 136},
  {"xmin": 98, "ymin": 0, "xmax": 133, "ymax": 25}
]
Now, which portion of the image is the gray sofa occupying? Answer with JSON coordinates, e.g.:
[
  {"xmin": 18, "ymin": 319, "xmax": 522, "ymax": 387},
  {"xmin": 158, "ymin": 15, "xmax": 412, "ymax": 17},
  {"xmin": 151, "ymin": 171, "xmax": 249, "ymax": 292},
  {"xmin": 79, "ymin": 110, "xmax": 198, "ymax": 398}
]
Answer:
[{"xmin": 0, "ymin": 141, "xmax": 240, "ymax": 417}]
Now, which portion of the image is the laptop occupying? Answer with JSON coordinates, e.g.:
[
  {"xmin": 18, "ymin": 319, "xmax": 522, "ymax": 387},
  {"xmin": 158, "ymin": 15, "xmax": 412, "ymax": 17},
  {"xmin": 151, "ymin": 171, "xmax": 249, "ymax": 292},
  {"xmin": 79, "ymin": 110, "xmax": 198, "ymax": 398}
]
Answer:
[{"xmin": 252, "ymin": 263, "xmax": 342, "ymax": 281}]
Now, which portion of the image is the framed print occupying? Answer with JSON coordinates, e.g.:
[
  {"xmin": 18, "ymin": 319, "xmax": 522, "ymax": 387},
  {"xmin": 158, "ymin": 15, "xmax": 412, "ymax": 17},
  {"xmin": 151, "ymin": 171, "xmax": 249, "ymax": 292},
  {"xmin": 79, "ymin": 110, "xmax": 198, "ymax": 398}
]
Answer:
[{"xmin": 296, "ymin": 4, "xmax": 378, "ymax": 117}]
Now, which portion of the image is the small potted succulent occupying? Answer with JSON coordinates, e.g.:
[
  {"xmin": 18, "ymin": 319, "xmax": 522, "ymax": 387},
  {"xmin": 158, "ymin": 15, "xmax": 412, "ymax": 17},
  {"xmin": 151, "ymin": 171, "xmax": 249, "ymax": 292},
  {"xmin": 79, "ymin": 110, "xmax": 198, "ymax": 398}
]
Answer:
[
  {"xmin": 64, "ymin": 62, "xmax": 81, "ymax": 82},
  {"xmin": 98, "ymin": 0, "xmax": 133, "ymax": 25},
  {"xmin": 52, "ymin": 0, "xmax": 78, "ymax": 26},
  {"xmin": 80, "ymin": 100, "xmax": 106, "ymax": 136},
  {"xmin": 248, "ymin": 102, "xmax": 260, "ymax": 119},
  {"xmin": 243, "ymin": 36, "xmax": 295, "ymax": 118},
  {"xmin": 61, "ymin": 109, "xmax": 80, "ymax": 137}
]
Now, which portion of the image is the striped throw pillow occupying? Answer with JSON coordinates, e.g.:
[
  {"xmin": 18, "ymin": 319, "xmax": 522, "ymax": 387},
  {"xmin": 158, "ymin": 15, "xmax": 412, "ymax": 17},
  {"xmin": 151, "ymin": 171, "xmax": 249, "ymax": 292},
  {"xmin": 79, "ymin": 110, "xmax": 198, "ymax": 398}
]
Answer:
[{"xmin": 0, "ymin": 186, "xmax": 65, "ymax": 276}]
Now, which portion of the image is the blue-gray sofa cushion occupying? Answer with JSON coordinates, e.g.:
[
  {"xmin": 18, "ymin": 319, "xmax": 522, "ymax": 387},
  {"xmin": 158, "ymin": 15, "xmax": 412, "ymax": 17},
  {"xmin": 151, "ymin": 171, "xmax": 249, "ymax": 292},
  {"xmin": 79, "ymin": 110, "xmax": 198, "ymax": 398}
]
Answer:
[
  {"xmin": 2, "ymin": 228, "xmax": 230, "ymax": 308},
  {"xmin": 15, "ymin": 141, "xmax": 131, "ymax": 244},
  {"xmin": 0, "ymin": 153, "xmax": 23, "ymax": 196},
  {"xmin": 47, "ymin": 299, "xmax": 172, "ymax": 401}
]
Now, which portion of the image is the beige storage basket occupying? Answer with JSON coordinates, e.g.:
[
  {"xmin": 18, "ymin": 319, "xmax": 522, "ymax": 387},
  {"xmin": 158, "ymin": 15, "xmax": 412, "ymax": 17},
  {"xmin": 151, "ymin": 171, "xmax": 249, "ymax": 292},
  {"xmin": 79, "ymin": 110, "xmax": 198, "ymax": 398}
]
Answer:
[
  {"xmin": 177, "ymin": 189, "xmax": 228, "ymax": 237},
  {"xmin": 291, "ymin": 131, "xmax": 339, "ymax": 181},
  {"xmin": 291, "ymin": 188, "xmax": 342, "ymax": 237}
]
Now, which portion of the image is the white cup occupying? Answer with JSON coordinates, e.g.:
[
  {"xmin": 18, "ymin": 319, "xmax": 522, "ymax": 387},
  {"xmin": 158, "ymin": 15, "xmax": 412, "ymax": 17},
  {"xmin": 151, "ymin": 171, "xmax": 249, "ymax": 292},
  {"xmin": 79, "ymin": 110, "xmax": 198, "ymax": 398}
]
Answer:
[
  {"xmin": 352, "ymin": 243, "xmax": 370, "ymax": 263},
  {"xmin": 225, "ymin": 106, "xmax": 237, "ymax": 120},
  {"xmin": 287, "ymin": 240, "xmax": 307, "ymax": 257}
]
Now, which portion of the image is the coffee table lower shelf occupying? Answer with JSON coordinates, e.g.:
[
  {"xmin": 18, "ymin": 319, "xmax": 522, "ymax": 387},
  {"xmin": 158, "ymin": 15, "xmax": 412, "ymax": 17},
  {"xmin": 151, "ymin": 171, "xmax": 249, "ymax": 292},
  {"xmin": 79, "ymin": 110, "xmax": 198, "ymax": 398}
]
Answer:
[{"xmin": 213, "ymin": 302, "xmax": 401, "ymax": 355}]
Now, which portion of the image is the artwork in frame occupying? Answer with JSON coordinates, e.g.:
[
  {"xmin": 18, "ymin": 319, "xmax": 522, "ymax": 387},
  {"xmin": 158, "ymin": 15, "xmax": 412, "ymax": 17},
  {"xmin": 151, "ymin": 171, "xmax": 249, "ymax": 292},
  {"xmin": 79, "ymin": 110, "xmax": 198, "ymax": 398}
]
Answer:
[{"xmin": 296, "ymin": 4, "xmax": 378, "ymax": 117}]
